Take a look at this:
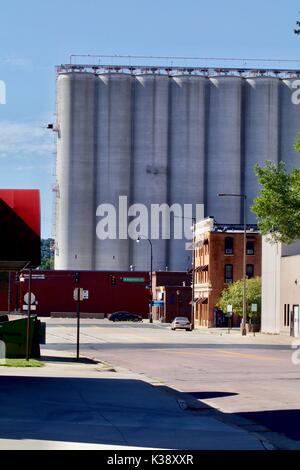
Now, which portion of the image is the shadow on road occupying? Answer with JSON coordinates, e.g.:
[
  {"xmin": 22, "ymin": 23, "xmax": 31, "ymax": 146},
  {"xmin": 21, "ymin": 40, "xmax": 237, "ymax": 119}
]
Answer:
[
  {"xmin": 159, "ymin": 386, "xmax": 300, "ymax": 446},
  {"xmin": 238, "ymin": 409, "xmax": 300, "ymax": 441},
  {"xmin": 0, "ymin": 374, "xmax": 264, "ymax": 450}
]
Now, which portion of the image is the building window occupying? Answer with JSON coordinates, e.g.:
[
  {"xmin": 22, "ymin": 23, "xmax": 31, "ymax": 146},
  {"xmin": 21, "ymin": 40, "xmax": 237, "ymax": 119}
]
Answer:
[
  {"xmin": 224, "ymin": 264, "xmax": 233, "ymax": 284},
  {"xmin": 225, "ymin": 237, "xmax": 234, "ymax": 255},
  {"xmin": 246, "ymin": 264, "xmax": 254, "ymax": 279},
  {"xmin": 246, "ymin": 240, "xmax": 255, "ymax": 255}
]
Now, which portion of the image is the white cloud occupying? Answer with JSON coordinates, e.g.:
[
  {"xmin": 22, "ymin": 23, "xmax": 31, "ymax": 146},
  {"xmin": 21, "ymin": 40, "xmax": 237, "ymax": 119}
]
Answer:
[
  {"xmin": 0, "ymin": 58, "xmax": 32, "ymax": 69},
  {"xmin": 0, "ymin": 121, "xmax": 55, "ymax": 159},
  {"xmin": 0, "ymin": 57, "xmax": 52, "ymax": 72}
]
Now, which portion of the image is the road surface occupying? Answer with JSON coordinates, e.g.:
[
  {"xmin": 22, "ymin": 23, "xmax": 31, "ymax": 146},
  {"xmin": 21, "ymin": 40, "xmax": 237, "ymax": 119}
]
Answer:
[{"xmin": 44, "ymin": 319, "xmax": 300, "ymax": 445}]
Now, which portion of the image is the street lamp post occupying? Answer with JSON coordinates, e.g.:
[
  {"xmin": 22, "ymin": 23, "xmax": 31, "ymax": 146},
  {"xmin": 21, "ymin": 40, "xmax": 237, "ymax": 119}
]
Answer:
[
  {"xmin": 218, "ymin": 193, "xmax": 247, "ymax": 336},
  {"xmin": 176, "ymin": 290, "xmax": 180, "ymax": 317},
  {"xmin": 191, "ymin": 218, "xmax": 196, "ymax": 330},
  {"xmin": 137, "ymin": 236, "xmax": 153, "ymax": 323}
]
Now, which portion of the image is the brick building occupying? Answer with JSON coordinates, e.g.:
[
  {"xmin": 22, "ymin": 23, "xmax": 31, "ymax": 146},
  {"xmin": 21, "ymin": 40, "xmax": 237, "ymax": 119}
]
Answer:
[
  {"xmin": 194, "ymin": 218, "xmax": 261, "ymax": 327},
  {"xmin": 151, "ymin": 272, "xmax": 192, "ymax": 323}
]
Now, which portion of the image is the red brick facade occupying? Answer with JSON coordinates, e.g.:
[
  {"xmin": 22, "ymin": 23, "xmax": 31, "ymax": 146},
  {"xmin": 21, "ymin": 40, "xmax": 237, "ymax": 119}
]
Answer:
[
  {"xmin": 151, "ymin": 272, "xmax": 192, "ymax": 323},
  {"xmin": 194, "ymin": 219, "xmax": 261, "ymax": 327}
]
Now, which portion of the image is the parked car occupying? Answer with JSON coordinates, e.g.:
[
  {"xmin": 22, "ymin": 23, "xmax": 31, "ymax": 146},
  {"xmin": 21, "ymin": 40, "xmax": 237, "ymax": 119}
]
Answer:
[
  {"xmin": 171, "ymin": 317, "xmax": 192, "ymax": 331},
  {"xmin": 108, "ymin": 311, "xmax": 143, "ymax": 322}
]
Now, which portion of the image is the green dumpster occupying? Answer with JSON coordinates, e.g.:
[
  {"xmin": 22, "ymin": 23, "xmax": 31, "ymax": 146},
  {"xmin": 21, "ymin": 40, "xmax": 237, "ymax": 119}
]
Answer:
[{"xmin": 0, "ymin": 316, "xmax": 41, "ymax": 359}]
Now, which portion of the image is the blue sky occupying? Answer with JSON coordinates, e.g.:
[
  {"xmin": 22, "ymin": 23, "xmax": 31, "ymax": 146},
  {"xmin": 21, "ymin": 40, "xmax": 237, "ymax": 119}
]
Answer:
[{"xmin": 0, "ymin": 0, "xmax": 299, "ymax": 237}]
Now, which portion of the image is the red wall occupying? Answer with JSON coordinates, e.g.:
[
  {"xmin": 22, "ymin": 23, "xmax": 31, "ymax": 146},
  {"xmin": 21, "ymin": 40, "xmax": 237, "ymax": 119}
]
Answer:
[
  {"xmin": 8, "ymin": 270, "xmax": 150, "ymax": 317},
  {"xmin": 0, "ymin": 190, "xmax": 40, "ymax": 237},
  {"xmin": 0, "ymin": 189, "xmax": 41, "ymax": 268}
]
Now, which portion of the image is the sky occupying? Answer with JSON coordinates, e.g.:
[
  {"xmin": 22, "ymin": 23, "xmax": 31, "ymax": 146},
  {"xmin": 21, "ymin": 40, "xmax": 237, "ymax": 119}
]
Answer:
[{"xmin": 0, "ymin": 0, "xmax": 300, "ymax": 238}]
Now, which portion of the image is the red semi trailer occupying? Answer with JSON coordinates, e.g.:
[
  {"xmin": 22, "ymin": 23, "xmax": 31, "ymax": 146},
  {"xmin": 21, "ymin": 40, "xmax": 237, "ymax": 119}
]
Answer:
[{"xmin": 5, "ymin": 270, "xmax": 150, "ymax": 318}]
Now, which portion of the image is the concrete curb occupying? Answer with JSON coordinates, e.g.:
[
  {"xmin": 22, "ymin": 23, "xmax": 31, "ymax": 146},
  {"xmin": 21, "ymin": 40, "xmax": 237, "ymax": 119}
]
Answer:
[{"xmin": 148, "ymin": 382, "xmax": 300, "ymax": 450}]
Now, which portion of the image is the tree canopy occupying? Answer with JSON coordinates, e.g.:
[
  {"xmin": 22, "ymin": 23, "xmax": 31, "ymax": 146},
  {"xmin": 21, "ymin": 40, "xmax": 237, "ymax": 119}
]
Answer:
[
  {"xmin": 217, "ymin": 277, "xmax": 261, "ymax": 321},
  {"xmin": 40, "ymin": 238, "xmax": 54, "ymax": 270},
  {"xmin": 251, "ymin": 160, "xmax": 300, "ymax": 244}
]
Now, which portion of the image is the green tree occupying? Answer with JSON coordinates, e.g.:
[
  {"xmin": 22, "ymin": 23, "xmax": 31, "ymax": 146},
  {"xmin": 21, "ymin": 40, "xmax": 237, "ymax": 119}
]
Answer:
[
  {"xmin": 217, "ymin": 277, "xmax": 261, "ymax": 322},
  {"xmin": 40, "ymin": 258, "xmax": 54, "ymax": 270},
  {"xmin": 294, "ymin": 133, "xmax": 300, "ymax": 153},
  {"xmin": 39, "ymin": 238, "xmax": 54, "ymax": 270},
  {"xmin": 251, "ymin": 161, "xmax": 300, "ymax": 244}
]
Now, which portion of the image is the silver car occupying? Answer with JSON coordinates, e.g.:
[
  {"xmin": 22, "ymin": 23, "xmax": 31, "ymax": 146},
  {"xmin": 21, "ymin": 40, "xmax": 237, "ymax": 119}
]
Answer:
[{"xmin": 171, "ymin": 317, "xmax": 192, "ymax": 331}]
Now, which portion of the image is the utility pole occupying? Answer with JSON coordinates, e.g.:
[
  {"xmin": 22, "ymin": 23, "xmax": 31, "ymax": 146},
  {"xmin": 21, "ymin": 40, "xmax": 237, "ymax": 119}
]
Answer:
[{"xmin": 218, "ymin": 193, "xmax": 247, "ymax": 336}]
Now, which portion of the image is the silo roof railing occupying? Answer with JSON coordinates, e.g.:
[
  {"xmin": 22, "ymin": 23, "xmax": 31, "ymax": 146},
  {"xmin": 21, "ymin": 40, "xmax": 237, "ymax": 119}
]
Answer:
[{"xmin": 56, "ymin": 54, "xmax": 300, "ymax": 78}]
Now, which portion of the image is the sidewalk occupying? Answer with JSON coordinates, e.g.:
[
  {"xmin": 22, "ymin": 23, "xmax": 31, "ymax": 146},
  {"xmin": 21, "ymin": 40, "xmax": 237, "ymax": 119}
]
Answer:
[
  {"xmin": 194, "ymin": 327, "xmax": 294, "ymax": 343},
  {"xmin": 153, "ymin": 321, "xmax": 295, "ymax": 345},
  {"xmin": 0, "ymin": 347, "xmax": 269, "ymax": 450}
]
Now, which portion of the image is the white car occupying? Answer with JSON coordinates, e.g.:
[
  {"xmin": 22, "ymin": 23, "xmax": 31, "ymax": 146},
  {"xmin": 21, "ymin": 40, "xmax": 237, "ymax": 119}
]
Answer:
[{"xmin": 171, "ymin": 317, "xmax": 192, "ymax": 331}]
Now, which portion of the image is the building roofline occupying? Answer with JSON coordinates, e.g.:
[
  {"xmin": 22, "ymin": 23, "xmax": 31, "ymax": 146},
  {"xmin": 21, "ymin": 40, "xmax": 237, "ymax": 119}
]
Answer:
[
  {"xmin": 195, "ymin": 217, "xmax": 259, "ymax": 234},
  {"xmin": 57, "ymin": 63, "xmax": 300, "ymax": 79}
]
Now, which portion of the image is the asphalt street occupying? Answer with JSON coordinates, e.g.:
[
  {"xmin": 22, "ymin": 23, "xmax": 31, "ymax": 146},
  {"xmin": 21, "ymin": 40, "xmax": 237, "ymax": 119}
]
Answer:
[
  {"xmin": 0, "ymin": 340, "xmax": 266, "ymax": 450},
  {"xmin": 44, "ymin": 319, "xmax": 300, "ymax": 445}
]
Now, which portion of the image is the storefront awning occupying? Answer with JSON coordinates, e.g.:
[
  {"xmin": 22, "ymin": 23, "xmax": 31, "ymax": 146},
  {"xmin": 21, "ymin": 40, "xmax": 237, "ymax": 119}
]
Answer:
[{"xmin": 195, "ymin": 265, "xmax": 208, "ymax": 272}]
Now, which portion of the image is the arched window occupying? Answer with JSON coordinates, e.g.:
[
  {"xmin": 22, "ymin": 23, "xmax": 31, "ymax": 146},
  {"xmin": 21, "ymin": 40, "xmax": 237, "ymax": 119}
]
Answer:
[{"xmin": 225, "ymin": 237, "xmax": 234, "ymax": 255}]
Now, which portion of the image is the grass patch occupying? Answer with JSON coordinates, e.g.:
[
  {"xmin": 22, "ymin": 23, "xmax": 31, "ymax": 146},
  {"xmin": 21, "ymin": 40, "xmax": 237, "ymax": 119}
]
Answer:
[{"xmin": 0, "ymin": 359, "xmax": 44, "ymax": 368}]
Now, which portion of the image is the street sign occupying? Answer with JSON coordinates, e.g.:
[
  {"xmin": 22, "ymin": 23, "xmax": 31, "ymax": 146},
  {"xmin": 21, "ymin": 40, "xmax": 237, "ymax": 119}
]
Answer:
[
  {"xmin": 83, "ymin": 290, "xmax": 89, "ymax": 300},
  {"xmin": 153, "ymin": 300, "xmax": 164, "ymax": 307},
  {"xmin": 23, "ymin": 274, "xmax": 45, "ymax": 280},
  {"xmin": 227, "ymin": 304, "xmax": 233, "ymax": 313},
  {"xmin": 73, "ymin": 288, "xmax": 84, "ymax": 302},
  {"xmin": 251, "ymin": 304, "xmax": 258, "ymax": 312},
  {"xmin": 24, "ymin": 292, "xmax": 36, "ymax": 305},
  {"xmin": 123, "ymin": 277, "xmax": 145, "ymax": 283},
  {"xmin": 23, "ymin": 305, "xmax": 36, "ymax": 311}
]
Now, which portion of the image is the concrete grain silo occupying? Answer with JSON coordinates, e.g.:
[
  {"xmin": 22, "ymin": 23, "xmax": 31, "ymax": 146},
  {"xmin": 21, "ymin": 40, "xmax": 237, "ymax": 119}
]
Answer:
[
  {"xmin": 280, "ymin": 78, "xmax": 300, "ymax": 172},
  {"xmin": 54, "ymin": 63, "xmax": 300, "ymax": 272},
  {"xmin": 55, "ymin": 72, "xmax": 96, "ymax": 270},
  {"xmin": 94, "ymin": 73, "xmax": 133, "ymax": 270},
  {"xmin": 168, "ymin": 75, "xmax": 207, "ymax": 271},
  {"xmin": 130, "ymin": 74, "xmax": 169, "ymax": 271},
  {"xmin": 206, "ymin": 76, "xmax": 243, "ymax": 224},
  {"xmin": 244, "ymin": 77, "xmax": 280, "ymax": 223}
]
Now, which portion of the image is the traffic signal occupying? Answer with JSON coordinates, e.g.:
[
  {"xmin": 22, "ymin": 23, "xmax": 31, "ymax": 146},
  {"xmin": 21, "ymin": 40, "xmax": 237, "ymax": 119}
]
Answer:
[
  {"xmin": 111, "ymin": 275, "xmax": 116, "ymax": 286},
  {"xmin": 75, "ymin": 272, "xmax": 81, "ymax": 284}
]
